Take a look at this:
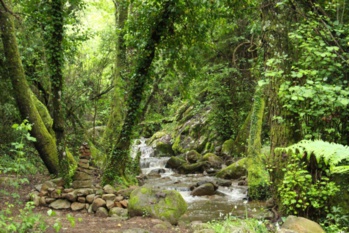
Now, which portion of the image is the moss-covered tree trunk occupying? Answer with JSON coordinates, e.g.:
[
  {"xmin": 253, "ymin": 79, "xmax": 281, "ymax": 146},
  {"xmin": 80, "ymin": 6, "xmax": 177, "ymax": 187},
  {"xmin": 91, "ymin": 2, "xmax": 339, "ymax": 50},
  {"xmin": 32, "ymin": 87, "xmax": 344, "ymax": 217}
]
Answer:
[
  {"xmin": 103, "ymin": 0, "xmax": 176, "ymax": 185},
  {"xmin": 46, "ymin": 0, "xmax": 69, "ymax": 180},
  {"xmin": 101, "ymin": 0, "xmax": 128, "ymax": 150},
  {"xmin": 0, "ymin": 2, "xmax": 59, "ymax": 174}
]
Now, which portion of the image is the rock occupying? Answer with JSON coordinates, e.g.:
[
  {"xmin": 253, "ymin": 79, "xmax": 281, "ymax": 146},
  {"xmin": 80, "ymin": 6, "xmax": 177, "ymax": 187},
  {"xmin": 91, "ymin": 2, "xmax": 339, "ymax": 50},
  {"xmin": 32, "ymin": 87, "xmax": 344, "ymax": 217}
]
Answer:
[
  {"xmin": 215, "ymin": 178, "xmax": 232, "ymax": 187},
  {"xmin": 45, "ymin": 197, "xmax": 56, "ymax": 204},
  {"xmin": 201, "ymin": 153, "xmax": 223, "ymax": 168},
  {"xmin": 191, "ymin": 183, "xmax": 217, "ymax": 196},
  {"xmin": 34, "ymin": 184, "xmax": 42, "ymax": 192},
  {"xmin": 72, "ymin": 180, "xmax": 93, "ymax": 189},
  {"xmin": 120, "ymin": 200, "xmax": 128, "ymax": 208},
  {"xmin": 75, "ymin": 188, "xmax": 94, "ymax": 196},
  {"xmin": 73, "ymin": 171, "xmax": 91, "ymax": 180},
  {"xmin": 65, "ymin": 191, "xmax": 77, "ymax": 202},
  {"xmin": 39, "ymin": 197, "xmax": 46, "ymax": 205},
  {"xmin": 31, "ymin": 192, "xmax": 40, "ymax": 206},
  {"xmin": 95, "ymin": 207, "xmax": 108, "ymax": 217},
  {"xmin": 86, "ymin": 194, "xmax": 95, "ymax": 203},
  {"xmin": 178, "ymin": 161, "xmax": 207, "ymax": 174},
  {"xmin": 41, "ymin": 181, "xmax": 56, "ymax": 193},
  {"xmin": 122, "ymin": 228, "xmax": 152, "ymax": 233},
  {"xmin": 165, "ymin": 156, "xmax": 186, "ymax": 169},
  {"xmin": 186, "ymin": 150, "xmax": 202, "ymax": 163},
  {"xmin": 77, "ymin": 197, "xmax": 86, "ymax": 203},
  {"xmin": 71, "ymin": 202, "xmax": 86, "ymax": 211},
  {"xmin": 50, "ymin": 177, "xmax": 65, "ymax": 187},
  {"xmin": 216, "ymin": 158, "xmax": 247, "ymax": 179},
  {"xmin": 102, "ymin": 194, "xmax": 116, "ymax": 201},
  {"xmin": 103, "ymin": 184, "xmax": 116, "ymax": 194},
  {"xmin": 281, "ymin": 215, "xmax": 325, "ymax": 233},
  {"xmin": 91, "ymin": 198, "xmax": 106, "ymax": 212},
  {"xmin": 116, "ymin": 186, "xmax": 137, "ymax": 198},
  {"xmin": 149, "ymin": 133, "xmax": 175, "ymax": 157},
  {"xmin": 128, "ymin": 187, "xmax": 187, "ymax": 225},
  {"xmin": 109, "ymin": 207, "xmax": 128, "ymax": 219},
  {"xmin": 106, "ymin": 200, "xmax": 115, "ymax": 209},
  {"xmin": 114, "ymin": 195, "xmax": 124, "ymax": 202},
  {"xmin": 147, "ymin": 170, "xmax": 162, "ymax": 178},
  {"xmin": 49, "ymin": 199, "xmax": 71, "ymax": 210},
  {"xmin": 221, "ymin": 139, "xmax": 235, "ymax": 157}
]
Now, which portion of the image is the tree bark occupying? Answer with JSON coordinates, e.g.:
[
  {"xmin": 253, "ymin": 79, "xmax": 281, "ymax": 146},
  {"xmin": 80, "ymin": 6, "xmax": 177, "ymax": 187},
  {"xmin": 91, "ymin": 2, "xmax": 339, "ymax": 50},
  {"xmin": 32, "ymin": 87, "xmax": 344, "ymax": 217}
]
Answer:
[{"xmin": 0, "ymin": 2, "xmax": 59, "ymax": 174}]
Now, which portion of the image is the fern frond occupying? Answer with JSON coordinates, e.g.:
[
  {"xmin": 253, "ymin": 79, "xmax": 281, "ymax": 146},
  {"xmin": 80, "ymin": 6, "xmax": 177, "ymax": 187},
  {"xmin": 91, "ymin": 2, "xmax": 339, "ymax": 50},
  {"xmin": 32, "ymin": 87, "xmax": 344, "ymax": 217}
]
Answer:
[{"xmin": 275, "ymin": 140, "xmax": 349, "ymax": 174}]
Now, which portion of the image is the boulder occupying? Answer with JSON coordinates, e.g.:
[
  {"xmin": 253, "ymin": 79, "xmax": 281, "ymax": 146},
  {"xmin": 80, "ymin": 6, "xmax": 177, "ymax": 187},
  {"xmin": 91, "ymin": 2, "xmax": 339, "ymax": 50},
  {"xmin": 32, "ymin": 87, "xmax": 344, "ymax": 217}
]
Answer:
[
  {"xmin": 178, "ymin": 161, "xmax": 207, "ymax": 174},
  {"xmin": 281, "ymin": 215, "xmax": 325, "ymax": 233},
  {"xmin": 72, "ymin": 180, "xmax": 92, "ymax": 189},
  {"xmin": 191, "ymin": 183, "xmax": 217, "ymax": 196},
  {"xmin": 165, "ymin": 156, "xmax": 186, "ymax": 169},
  {"xmin": 186, "ymin": 150, "xmax": 202, "ymax": 163},
  {"xmin": 128, "ymin": 187, "xmax": 187, "ymax": 225},
  {"xmin": 149, "ymin": 133, "xmax": 175, "ymax": 157},
  {"xmin": 216, "ymin": 158, "xmax": 247, "ymax": 179},
  {"xmin": 215, "ymin": 178, "xmax": 232, "ymax": 187},
  {"xmin": 201, "ymin": 153, "xmax": 223, "ymax": 168},
  {"xmin": 49, "ymin": 199, "xmax": 71, "ymax": 210},
  {"xmin": 73, "ymin": 171, "xmax": 91, "ymax": 180}
]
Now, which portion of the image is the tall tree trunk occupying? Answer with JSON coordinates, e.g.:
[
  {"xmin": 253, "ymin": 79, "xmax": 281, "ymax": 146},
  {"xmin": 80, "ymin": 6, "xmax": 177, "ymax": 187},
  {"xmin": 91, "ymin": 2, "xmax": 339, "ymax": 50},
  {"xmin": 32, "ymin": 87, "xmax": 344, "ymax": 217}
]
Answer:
[
  {"xmin": 101, "ymin": 0, "xmax": 128, "ymax": 151},
  {"xmin": 46, "ymin": 0, "xmax": 69, "ymax": 180},
  {"xmin": 103, "ymin": 0, "xmax": 176, "ymax": 185},
  {"xmin": 260, "ymin": 1, "xmax": 301, "ymax": 154},
  {"xmin": 0, "ymin": 2, "xmax": 59, "ymax": 174}
]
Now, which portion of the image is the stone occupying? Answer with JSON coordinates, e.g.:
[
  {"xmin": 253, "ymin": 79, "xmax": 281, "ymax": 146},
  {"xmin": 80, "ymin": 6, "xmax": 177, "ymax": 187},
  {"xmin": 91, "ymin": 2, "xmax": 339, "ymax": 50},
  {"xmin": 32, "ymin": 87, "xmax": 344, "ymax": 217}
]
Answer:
[
  {"xmin": 76, "ymin": 188, "xmax": 94, "ymax": 196},
  {"xmin": 117, "ymin": 186, "xmax": 137, "ymax": 198},
  {"xmin": 191, "ymin": 183, "xmax": 217, "ymax": 196},
  {"xmin": 120, "ymin": 200, "xmax": 128, "ymax": 208},
  {"xmin": 50, "ymin": 177, "xmax": 65, "ymax": 187},
  {"xmin": 215, "ymin": 178, "xmax": 232, "ymax": 187},
  {"xmin": 91, "ymin": 198, "xmax": 106, "ymax": 212},
  {"xmin": 77, "ymin": 197, "xmax": 86, "ymax": 203},
  {"xmin": 45, "ymin": 197, "xmax": 56, "ymax": 204},
  {"xmin": 102, "ymin": 194, "xmax": 116, "ymax": 201},
  {"xmin": 41, "ymin": 181, "xmax": 56, "ymax": 193},
  {"xmin": 128, "ymin": 187, "xmax": 187, "ymax": 225},
  {"xmin": 201, "ymin": 153, "xmax": 223, "ymax": 168},
  {"xmin": 77, "ymin": 167, "xmax": 94, "ymax": 175},
  {"xmin": 72, "ymin": 180, "xmax": 93, "ymax": 189},
  {"xmin": 186, "ymin": 150, "xmax": 202, "ymax": 163},
  {"xmin": 78, "ymin": 161, "xmax": 90, "ymax": 169},
  {"xmin": 115, "ymin": 195, "xmax": 124, "ymax": 202},
  {"xmin": 31, "ymin": 192, "xmax": 40, "ymax": 206},
  {"xmin": 109, "ymin": 207, "xmax": 128, "ymax": 219},
  {"xmin": 115, "ymin": 202, "xmax": 123, "ymax": 208},
  {"xmin": 64, "ymin": 188, "xmax": 74, "ymax": 193},
  {"xmin": 39, "ymin": 197, "xmax": 46, "ymax": 205},
  {"xmin": 95, "ymin": 207, "xmax": 108, "ymax": 217},
  {"xmin": 103, "ymin": 184, "xmax": 116, "ymax": 194},
  {"xmin": 216, "ymin": 158, "xmax": 247, "ymax": 179},
  {"xmin": 281, "ymin": 215, "xmax": 325, "ymax": 233},
  {"xmin": 73, "ymin": 171, "xmax": 91, "ymax": 180},
  {"xmin": 106, "ymin": 200, "xmax": 115, "ymax": 209},
  {"xmin": 71, "ymin": 202, "xmax": 86, "ymax": 211},
  {"xmin": 86, "ymin": 194, "xmax": 95, "ymax": 203},
  {"xmin": 49, "ymin": 199, "xmax": 71, "ymax": 210},
  {"xmin": 65, "ymin": 191, "xmax": 77, "ymax": 202},
  {"xmin": 34, "ymin": 184, "xmax": 42, "ymax": 192}
]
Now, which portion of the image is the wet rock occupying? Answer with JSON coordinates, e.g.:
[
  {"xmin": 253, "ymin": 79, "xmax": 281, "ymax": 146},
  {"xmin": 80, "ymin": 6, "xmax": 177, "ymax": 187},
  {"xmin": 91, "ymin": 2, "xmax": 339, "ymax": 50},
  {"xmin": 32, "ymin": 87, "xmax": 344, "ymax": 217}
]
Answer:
[
  {"xmin": 49, "ymin": 199, "xmax": 71, "ymax": 209},
  {"xmin": 165, "ymin": 156, "xmax": 186, "ymax": 169},
  {"xmin": 216, "ymin": 158, "xmax": 247, "ymax": 179},
  {"xmin": 215, "ymin": 178, "xmax": 232, "ymax": 187},
  {"xmin": 281, "ymin": 215, "xmax": 325, "ymax": 233},
  {"xmin": 190, "ymin": 183, "xmax": 217, "ymax": 196},
  {"xmin": 201, "ymin": 153, "xmax": 223, "ymax": 168},
  {"xmin": 128, "ymin": 187, "xmax": 187, "ymax": 225}
]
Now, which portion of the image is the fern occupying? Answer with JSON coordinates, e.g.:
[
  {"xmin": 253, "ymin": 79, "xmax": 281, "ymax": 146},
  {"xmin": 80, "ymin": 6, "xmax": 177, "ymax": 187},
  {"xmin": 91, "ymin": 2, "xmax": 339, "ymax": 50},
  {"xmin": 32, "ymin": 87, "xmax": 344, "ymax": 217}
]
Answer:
[{"xmin": 275, "ymin": 140, "xmax": 349, "ymax": 174}]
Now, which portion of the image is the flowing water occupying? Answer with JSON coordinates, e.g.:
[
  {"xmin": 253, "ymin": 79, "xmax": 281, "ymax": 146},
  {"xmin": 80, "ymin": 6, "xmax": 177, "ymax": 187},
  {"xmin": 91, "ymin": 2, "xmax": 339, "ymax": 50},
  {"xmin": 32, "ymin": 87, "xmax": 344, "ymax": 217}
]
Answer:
[{"xmin": 131, "ymin": 138, "xmax": 267, "ymax": 222}]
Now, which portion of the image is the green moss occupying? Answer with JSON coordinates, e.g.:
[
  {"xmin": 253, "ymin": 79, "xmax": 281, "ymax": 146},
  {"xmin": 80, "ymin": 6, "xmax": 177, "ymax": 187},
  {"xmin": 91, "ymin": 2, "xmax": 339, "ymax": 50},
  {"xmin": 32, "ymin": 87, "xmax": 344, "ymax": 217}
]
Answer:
[
  {"xmin": 172, "ymin": 135, "xmax": 184, "ymax": 154},
  {"xmin": 148, "ymin": 131, "xmax": 167, "ymax": 144},
  {"xmin": 221, "ymin": 139, "xmax": 235, "ymax": 156},
  {"xmin": 245, "ymin": 156, "xmax": 269, "ymax": 200},
  {"xmin": 201, "ymin": 153, "xmax": 223, "ymax": 168},
  {"xmin": 216, "ymin": 158, "xmax": 247, "ymax": 179}
]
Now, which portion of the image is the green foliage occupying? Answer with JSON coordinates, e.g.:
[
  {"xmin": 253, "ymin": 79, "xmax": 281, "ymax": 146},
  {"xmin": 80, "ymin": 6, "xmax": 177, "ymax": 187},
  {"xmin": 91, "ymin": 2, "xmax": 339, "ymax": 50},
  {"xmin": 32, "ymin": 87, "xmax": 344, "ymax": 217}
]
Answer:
[
  {"xmin": 277, "ymin": 153, "xmax": 339, "ymax": 216},
  {"xmin": 207, "ymin": 215, "xmax": 269, "ymax": 233},
  {"xmin": 321, "ymin": 206, "xmax": 349, "ymax": 233},
  {"xmin": 0, "ymin": 201, "xmax": 48, "ymax": 233},
  {"xmin": 275, "ymin": 140, "xmax": 349, "ymax": 174}
]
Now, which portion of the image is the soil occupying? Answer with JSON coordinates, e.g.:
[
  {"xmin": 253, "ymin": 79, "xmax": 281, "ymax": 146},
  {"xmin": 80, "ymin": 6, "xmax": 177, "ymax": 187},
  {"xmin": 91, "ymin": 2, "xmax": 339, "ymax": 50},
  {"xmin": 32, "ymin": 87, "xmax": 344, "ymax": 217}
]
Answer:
[{"xmin": 0, "ymin": 174, "xmax": 192, "ymax": 233}]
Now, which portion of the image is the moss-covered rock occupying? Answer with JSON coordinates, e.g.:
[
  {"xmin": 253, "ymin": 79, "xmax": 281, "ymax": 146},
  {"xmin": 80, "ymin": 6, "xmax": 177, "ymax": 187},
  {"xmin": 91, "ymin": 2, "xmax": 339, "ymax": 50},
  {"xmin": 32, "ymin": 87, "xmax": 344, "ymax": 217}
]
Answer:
[
  {"xmin": 245, "ymin": 156, "xmax": 269, "ymax": 200},
  {"xmin": 186, "ymin": 150, "xmax": 202, "ymax": 163},
  {"xmin": 216, "ymin": 158, "xmax": 247, "ymax": 179},
  {"xmin": 128, "ymin": 187, "xmax": 187, "ymax": 225},
  {"xmin": 179, "ymin": 161, "xmax": 207, "ymax": 174},
  {"xmin": 221, "ymin": 139, "xmax": 235, "ymax": 157},
  {"xmin": 201, "ymin": 153, "xmax": 223, "ymax": 168},
  {"xmin": 165, "ymin": 156, "xmax": 186, "ymax": 169},
  {"xmin": 148, "ymin": 132, "xmax": 174, "ymax": 157}
]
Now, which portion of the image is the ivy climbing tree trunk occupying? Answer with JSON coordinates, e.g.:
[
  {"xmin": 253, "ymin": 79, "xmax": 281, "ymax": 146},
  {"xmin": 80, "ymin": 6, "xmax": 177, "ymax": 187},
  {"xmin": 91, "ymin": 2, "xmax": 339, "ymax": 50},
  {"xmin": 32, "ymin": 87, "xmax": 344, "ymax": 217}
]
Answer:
[
  {"xmin": 103, "ymin": 0, "xmax": 176, "ymax": 185},
  {"xmin": 101, "ymin": 0, "xmax": 129, "ymax": 150},
  {"xmin": 0, "ymin": 1, "xmax": 59, "ymax": 174},
  {"xmin": 46, "ymin": 0, "xmax": 69, "ymax": 180}
]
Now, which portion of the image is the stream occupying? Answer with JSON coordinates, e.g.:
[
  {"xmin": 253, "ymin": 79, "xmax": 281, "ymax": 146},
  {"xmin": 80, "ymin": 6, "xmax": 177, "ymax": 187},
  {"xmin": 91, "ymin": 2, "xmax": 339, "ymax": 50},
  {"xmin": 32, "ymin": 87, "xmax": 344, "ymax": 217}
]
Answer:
[{"xmin": 131, "ymin": 138, "xmax": 267, "ymax": 223}]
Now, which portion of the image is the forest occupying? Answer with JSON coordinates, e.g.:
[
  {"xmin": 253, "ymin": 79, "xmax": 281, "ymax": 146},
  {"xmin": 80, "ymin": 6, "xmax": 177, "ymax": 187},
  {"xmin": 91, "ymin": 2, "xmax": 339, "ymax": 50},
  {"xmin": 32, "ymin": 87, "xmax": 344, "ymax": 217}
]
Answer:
[{"xmin": 1, "ymin": 0, "xmax": 349, "ymax": 232}]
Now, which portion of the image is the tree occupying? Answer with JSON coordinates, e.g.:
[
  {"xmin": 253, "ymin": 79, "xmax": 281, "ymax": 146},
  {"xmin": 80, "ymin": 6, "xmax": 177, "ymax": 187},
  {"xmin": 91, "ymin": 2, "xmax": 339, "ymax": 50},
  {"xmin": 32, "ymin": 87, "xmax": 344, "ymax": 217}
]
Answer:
[
  {"xmin": 0, "ymin": 1, "xmax": 59, "ymax": 174},
  {"xmin": 103, "ymin": 0, "xmax": 178, "ymax": 184}
]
